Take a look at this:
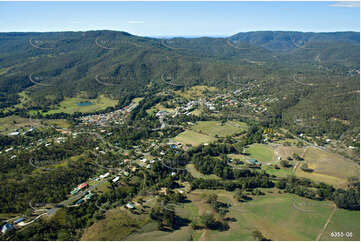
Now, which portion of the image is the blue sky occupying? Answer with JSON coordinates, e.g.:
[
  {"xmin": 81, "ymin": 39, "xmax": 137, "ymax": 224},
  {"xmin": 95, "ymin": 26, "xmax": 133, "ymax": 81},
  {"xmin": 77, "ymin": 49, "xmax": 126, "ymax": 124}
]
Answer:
[{"xmin": 0, "ymin": 1, "xmax": 359, "ymax": 36}]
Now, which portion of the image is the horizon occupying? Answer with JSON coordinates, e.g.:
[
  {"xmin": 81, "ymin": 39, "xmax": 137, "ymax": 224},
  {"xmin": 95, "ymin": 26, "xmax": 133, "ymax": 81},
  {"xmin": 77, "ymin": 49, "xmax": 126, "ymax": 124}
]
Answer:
[
  {"xmin": 0, "ymin": 1, "xmax": 359, "ymax": 36},
  {"xmin": 0, "ymin": 29, "xmax": 359, "ymax": 39}
]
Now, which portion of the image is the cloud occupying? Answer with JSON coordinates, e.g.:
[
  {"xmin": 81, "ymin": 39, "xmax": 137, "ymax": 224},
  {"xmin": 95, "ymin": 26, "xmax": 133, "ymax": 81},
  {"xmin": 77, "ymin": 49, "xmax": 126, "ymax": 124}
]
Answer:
[
  {"xmin": 329, "ymin": 1, "xmax": 360, "ymax": 8},
  {"xmin": 127, "ymin": 20, "xmax": 145, "ymax": 24}
]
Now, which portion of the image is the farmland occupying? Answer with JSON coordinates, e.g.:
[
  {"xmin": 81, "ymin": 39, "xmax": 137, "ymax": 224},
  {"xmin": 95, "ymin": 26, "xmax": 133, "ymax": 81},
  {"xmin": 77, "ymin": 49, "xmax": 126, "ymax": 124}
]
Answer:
[{"xmin": 106, "ymin": 189, "xmax": 360, "ymax": 241}]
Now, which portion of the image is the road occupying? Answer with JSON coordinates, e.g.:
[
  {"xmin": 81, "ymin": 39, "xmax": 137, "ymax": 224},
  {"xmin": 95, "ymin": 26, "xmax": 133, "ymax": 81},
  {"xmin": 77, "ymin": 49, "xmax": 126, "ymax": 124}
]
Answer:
[{"xmin": 316, "ymin": 203, "xmax": 337, "ymax": 241}]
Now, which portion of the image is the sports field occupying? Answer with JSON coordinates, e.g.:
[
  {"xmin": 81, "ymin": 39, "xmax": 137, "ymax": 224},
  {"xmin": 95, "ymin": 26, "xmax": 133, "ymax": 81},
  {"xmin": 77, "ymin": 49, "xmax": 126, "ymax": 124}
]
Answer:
[
  {"xmin": 191, "ymin": 121, "xmax": 248, "ymax": 137},
  {"xmin": 174, "ymin": 129, "xmax": 216, "ymax": 146},
  {"xmin": 246, "ymin": 143, "xmax": 275, "ymax": 163},
  {"xmin": 175, "ymin": 85, "xmax": 218, "ymax": 99}
]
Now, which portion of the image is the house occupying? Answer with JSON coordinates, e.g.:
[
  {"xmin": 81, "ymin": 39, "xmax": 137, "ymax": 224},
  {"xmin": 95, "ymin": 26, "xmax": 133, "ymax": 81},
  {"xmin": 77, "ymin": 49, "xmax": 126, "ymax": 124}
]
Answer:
[
  {"xmin": 71, "ymin": 187, "xmax": 80, "ymax": 195},
  {"xmin": 146, "ymin": 164, "xmax": 151, "ymax": 169},
  {"xmin": 126, "ymin": 202, "xmax": 135, "ymax": 209},
  {"xmin": 170, "ymin": 144, "xmax": 177, "ymax": 149},
  {"xmin": 112, "ymin": 176, "xmax": 120, "ymax": 182},
  {"xmin": 9, "ymin": 131, "xmax": 20, "ymax": 136},
  {"xmin": 1, "ymin": 223, "xmax": 14, "ymax": 234},
  {"xmin": 171, "ymin": 172, "xmax": 176, "ymax": 176},
  {"xmin": 100, "ymin": 172, "xmax": 110, "ymax": 179},
  {"xmin": 14, "ymin": 217, "xmax": 24, "ymax": 224},
  {"xmin": 249, "ymin": 158, "xmax": 259, "ymax": 165},
  {"xmin": 78, "ymin": 183, "xmax": 88, "ymax": 190},
  {"xmin": 76, "ymin": 199, "xmax": 84, "ymax": 205},
  {"xmin": 84, "ymin": 192, "xmax": 93, "ymax": 200}
]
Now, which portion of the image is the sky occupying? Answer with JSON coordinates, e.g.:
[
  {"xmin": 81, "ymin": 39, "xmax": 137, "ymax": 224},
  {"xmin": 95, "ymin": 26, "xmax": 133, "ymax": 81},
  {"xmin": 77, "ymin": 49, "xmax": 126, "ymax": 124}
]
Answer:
[{"xmin": 0, "ymin": 1, "xmax": 359, "ymax": 37}]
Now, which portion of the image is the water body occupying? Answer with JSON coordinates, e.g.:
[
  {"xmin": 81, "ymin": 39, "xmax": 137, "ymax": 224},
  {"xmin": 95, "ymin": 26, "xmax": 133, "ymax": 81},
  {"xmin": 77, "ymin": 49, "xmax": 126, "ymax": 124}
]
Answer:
[{"xmin": 77, "ymin": 101, "xmax": 93, "ymax": 106}]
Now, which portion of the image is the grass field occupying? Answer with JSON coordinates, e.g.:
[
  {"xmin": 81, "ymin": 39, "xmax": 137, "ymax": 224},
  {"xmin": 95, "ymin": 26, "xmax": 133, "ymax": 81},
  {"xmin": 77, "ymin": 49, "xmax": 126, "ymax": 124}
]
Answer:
[
  {"xmin": 0, "ymin": 115, "xmax": 36, "ymax": 133},
  {"xmin": 174, "ymin": 130, "xmax": 216, "ymax": 146},
  {"xmin": 81, "ymin": 207, "xmax": 150, "ymax": 240},
  {"xmin": 186, "ymin": 164, "xmax": 221, "ymax": 180},
  {"xmin": 83, "ymin": 188, "xmax": 360, "ymax": 241},
  {"xmin": 321, "ymin": 209, "xmax": 360, "ymax": 241},
  {"xmin": 246, "ymin": 144, "xmax": 275, "ymax": 163},
  {"xmin": 295, "ymin": 147, "xmax": 359, "ymax": 188},
  {"xmin": 44, "ymin": 119, "xmax": 71, "ymax": 129},
  {"xmin": 262, "ymin": 165, "xmax": 293, "ymax": 177},
  {"xmin": 146, "ymin": 103, "xmax": 175, "ymax": 115},
  {"xmin": 187, "ymin": 189, "xmax": 338, "ymax": 241},
  {"xmin": 41, "ymin": 95, "xmax": 117, "ymax": 115},
  {"xmin": 191, "ymin": 121, "xmax": 247, "ymax": 138},
  {"xmin": 174, "ymin": 85, "xmax": 218, "ymax": 99}
]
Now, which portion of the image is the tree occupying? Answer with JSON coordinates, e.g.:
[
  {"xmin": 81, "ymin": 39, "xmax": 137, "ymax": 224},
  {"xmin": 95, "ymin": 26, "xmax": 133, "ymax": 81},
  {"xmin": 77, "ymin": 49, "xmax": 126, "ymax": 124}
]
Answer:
[{"xmin": 252, "ymin": 230, "xmax": 268, "ymax": 241}]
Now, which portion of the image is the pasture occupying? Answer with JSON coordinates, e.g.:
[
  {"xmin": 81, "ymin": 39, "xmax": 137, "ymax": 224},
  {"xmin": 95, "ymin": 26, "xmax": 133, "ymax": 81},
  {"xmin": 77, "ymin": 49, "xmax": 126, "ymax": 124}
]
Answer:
[{"xmin": 295, "ymin": 147, "xmax": 359, "ymax": 188}]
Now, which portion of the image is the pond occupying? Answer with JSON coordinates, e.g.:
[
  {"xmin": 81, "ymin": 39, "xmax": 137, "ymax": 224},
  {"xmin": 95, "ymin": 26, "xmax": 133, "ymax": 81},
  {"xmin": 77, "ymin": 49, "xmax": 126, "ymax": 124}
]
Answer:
[{"xmin": 77, "ymin": 101, "xmax": 93, "ymax": 106}]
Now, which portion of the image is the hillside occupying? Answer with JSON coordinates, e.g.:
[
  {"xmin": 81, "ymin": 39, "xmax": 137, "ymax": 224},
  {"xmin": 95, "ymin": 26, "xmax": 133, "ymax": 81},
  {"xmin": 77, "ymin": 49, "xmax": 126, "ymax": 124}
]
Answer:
[{"xmin": 0, "ymin": 30, "xmax": 359, "ymax": 142}]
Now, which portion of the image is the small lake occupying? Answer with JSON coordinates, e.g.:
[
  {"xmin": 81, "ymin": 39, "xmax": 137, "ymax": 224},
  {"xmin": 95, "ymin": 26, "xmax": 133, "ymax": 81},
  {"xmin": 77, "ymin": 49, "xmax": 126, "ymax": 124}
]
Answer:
[{"xmin": 77, "ymin": 101, "xmax": 93, "ymax": 107}]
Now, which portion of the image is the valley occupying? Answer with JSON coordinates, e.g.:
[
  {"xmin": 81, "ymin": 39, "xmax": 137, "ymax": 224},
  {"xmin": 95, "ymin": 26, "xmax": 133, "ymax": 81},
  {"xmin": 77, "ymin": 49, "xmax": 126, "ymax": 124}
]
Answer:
[{"xmin": 0, "ymin": 30, "xmax": 359, "ymax": 241}]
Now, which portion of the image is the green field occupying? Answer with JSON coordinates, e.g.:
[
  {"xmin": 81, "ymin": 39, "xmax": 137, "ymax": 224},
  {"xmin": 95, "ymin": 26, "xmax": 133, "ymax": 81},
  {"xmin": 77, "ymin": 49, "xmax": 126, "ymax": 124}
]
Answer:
[
  {"xmin": 191, "ymin": 121, "xmax": 247, "ymax": 137},
  {"xmin": 186, "ymin": 164, "xmax": 221, "ymax": 180},
  {"xmin": 174, "ymin": 121, "xmax": 247, "ymax": 147},
  {"xmin": 81, "ymin": 207, "xmax": 150, "ymax": 240},
  {"xmin": 82, "ymin": 188, "xmax": 360, "ymax": 241},
  {"xmin": 184, "ymin": 190, "xmax": 345, "ymax": 241},
  {"xmin": 40, "ymin": 95, "xmax": 118, "ymax": 115},
  {"xmin": 174, "ymin": 130, "xmax": 216, "ymax": 146},
  {"xmin": 262, "ymin": 165, "xmax": 293, "ymax": 177},
  {"xmin": 321, "ymin": 209, "xmax": 360, "ymax": 241},
  {"xmin": 246, "ymin": 143, "xmax": 275, "ymax": 163}
]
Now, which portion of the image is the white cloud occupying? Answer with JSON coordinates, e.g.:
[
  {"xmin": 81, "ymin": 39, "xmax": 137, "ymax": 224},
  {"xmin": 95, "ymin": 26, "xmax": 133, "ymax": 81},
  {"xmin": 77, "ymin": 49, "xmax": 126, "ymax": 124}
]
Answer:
[
  {"xmin": 329, "ymin": 1, "xmax": 360, "ymax": 8},
  {"xmin": 127, "ymin": 20, "xmax": 145, "ymax": 24}
]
